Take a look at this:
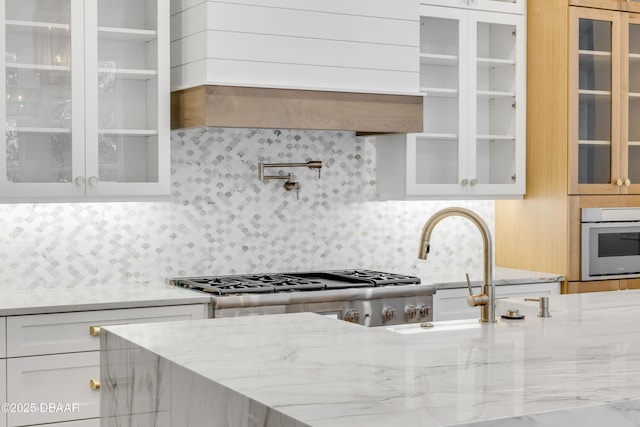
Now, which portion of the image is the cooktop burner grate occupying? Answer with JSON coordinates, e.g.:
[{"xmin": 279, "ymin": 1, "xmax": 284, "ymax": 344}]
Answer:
[{"xmin": 171, "ymin": 270, "xmax": 421, "ymax": 295}]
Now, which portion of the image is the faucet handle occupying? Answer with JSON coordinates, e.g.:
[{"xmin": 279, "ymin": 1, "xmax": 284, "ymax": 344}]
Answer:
[
  {"xmin": 465, "ymin": 273, "xmax": 473, "ymax": 297},
  {"xmin": 465, "ymin": 273, "xmax": 489, "ymax": 308}
]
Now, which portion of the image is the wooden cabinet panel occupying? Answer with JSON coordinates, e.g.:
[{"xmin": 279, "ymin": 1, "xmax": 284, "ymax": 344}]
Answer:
[
  {"xmin": 570, "ymin": 0, "xmax": 622, "ymax": 10},
  {"xmin": 6, "ymin": 305, "xmax": 206, "ymax": 357},
  {"xmin": 7, "ymin": 352, "xmax": 99, "ymax": 426},
  {"xmin": 620, "ymin": 278, "xmax": 640, "ymax": 289}
]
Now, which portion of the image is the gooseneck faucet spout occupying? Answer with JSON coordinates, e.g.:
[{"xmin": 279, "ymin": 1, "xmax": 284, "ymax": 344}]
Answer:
[{"xmin": 418, "ymin": 207, "xmax": 495, "ymax": 323}]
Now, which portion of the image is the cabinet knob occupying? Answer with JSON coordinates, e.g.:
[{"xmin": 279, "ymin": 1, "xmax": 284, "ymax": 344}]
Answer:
[
  {"xmin": 615, "ymin": 178, "xmax": 623, "ymax": 186},
  {"xmin": 625, "ymin": 178, "xmax": 631, "ymax": 186},
  {"xmin": 469, "ymin": 178, "xmax": 478, "ymax": 186},
  {"xmin": 89, "ymin": 326, "xmax": 101, "ymax": 336},
  {"xmin": 88, "ymin": 176, "xmax": 99, "ymax": 186},
  {"xmin": 74, "ymin": 176, "xmax": 85, "ymax": 186},
  {"xmin": 89, "ymin": 379, "xmax": 100, "ymax": 390},
  {"xmin": 460, "ymin": 179, "xmax": 469, "ymax": 186}
]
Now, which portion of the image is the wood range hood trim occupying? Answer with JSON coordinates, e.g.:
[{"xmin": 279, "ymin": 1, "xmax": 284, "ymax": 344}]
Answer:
[{"xmin": 170, "ymin": 85, "xmax": 424, "ymax": 135}]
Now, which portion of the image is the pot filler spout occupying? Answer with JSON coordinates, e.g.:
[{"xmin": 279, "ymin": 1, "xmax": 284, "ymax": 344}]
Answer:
[{"xmin": 418, "ymin": 207, "xmax": 496, "ymax": 323}]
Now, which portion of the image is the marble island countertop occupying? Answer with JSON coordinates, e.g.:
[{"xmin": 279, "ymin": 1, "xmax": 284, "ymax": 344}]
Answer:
[
  {"xmin": 102, "ymin": 289, "xmax": 640, "ymax": 427},
  {"xmin": 0, "ymin": 284, "xmax": 211, "ymax": 316}
]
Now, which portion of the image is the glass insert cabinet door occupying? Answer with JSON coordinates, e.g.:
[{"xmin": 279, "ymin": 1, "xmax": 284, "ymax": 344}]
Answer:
[
  {"xmin": 623, "ymin": 13, "xmax": 640, "ymax": 194},
  {"xmin": 1, "ymin": 0, "xmax": 85, "ymax": 197},
  {"xmin": 569, "ymin": 7, "xmax": 621, "ymax": 195},
  {"xmin": 84, "ymin": 0, "xmax": 169, "ymax": 196}
]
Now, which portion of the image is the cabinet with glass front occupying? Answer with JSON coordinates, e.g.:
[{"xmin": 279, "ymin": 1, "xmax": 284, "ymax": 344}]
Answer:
[
  {"xmin": 570, "ymin": 6, "xmax": 640, "ymax": 194},
  {"xmin": 0, "ymin": 0, "xmax": 169, "ymax": 200},
  {"xmin": 376, "ymin": 4, "xmax": 525, "ymax": 199}
]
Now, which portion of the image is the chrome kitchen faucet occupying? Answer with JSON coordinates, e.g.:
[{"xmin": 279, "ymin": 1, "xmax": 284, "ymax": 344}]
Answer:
[{"xmin": 418, "ymin": 207, "xmax": 496, "ymax": 323}]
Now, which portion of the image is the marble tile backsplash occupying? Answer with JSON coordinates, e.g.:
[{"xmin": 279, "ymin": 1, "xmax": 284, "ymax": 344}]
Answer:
[{"xmin": 0, "ymin": 128, "xmax": 493, "ymax": 290}]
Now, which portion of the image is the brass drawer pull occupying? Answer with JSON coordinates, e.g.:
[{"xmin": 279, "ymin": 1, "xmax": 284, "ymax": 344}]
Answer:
[
  {"xmin": 89, "ymin": 326, "xmax": 101, "ymax": 336},
  {"xmin": 89, "ymin": 379, "xmax": 100, "ymax": 390}
]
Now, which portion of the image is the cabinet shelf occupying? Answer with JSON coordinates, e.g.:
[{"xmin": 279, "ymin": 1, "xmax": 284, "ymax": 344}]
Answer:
[
  {"xmin": 98, "ymin": 27, "xmax": 157, "ymax": 42},
  {"xmin": 578, "ymin": 89, "xmax": 611, "ymax": 96},
  {"xmin": 11, "ymin": 127, "xmax": 72, "ymax": 134},
  {"xmin": 628, "ymin": 141, "xmax": 640, "ymax": 146},
  {"xmin": 629, "ymin": 92, "xmax": 640, "ymax": 98},
  {"xmin": 419, "ymin": 53, "xmax": 458, "ymax": 66},
  {"xmin": 477, "ymin": 134, "xmax": 515, "ymax": 141},
  {"xmin": 578, "ymin": 50, "xmax": 612, "ymax": 57},
  {"xmin": 98, "ymin": 129, "xmax": 158, "ymax": 136},
  {"xmin": 416, "ymin": 133, "xmax": 458, "ymax": 140},
  {"xmin": 477, "ymin": 57, "xmax": 515, "ymax": 67},
  {"xmin": 578, "ymin": 140, "xmax": 611, "ymax": 146},
  {"xmin": 477, "ymin": 90, "xmax": 515, "ymax": 98},
  {"xmin": 6, "ymin": 63, "xmax": 70, "ymax": 72},
  {"xmin": 6, "ymin": 20, "xmax": 70, "ymax": 32},
  {"xmin": 420, "ymin": 87, "xmax": 457, "ymax": 97},
  {"xmin": 97, "ymin": 68, "xmax": 157, "ymax": 80}
]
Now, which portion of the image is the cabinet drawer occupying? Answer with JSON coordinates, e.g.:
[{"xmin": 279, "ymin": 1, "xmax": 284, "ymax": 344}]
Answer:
[
  {"xmin": 0, "ymin": 317, "xmax": 6, "ymax": 358},
  {"xmin": 7, "ymin": 352, "xmax": 99, "ymax": 426},
  {"xmin": 7, "ymin": 305, "xmax": 206, "ymax": 357},
  {"xmin": 30, "ymin": 418, "xmax": 99, "ymax": 427},
  {"xmin": 1, "ymin": 359, "xmax": 6, "ymax": 427}
]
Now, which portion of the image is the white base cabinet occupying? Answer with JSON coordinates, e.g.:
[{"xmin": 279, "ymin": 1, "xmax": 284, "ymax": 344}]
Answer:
[
  {"xmin": 4, "ymin": 304, "xmax": 206, "ymax": 427},
  {"xmin": 7, "ymin": 353, "xmax": 99, "ymax": 426},
  {"xmin": 433, "ymin": 282, "xmax": 560, "ymax": 321},
  {"xmin": 1, "ymin": 359, "xmax": 6, "ymax": 427}
]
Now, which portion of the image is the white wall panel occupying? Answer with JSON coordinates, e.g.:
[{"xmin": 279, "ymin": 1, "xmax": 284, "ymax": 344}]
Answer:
[
  {"xmin": 171, "ymin": 2, "xmax": 417, "ymax": 45},
  {"xmin": 171, "ymin": 59, "xmax": 420, "ymax": 94},
  {"xmin": 206, "ymin": 0, "xmax": 418, "ymax": 20},
  {"xmin": 170, "ymin": 0, "xmax": 420, "ymax": 94}
]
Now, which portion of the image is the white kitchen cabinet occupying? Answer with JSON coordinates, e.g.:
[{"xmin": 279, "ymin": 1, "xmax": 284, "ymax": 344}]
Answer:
[
  {"xmin": 6, "ymin": 304, "xmax": 206, "ymax": 357},
  {"xmin": 170, "ymin": 0, "xmax": 419, "ymax": 95},
  {"xmin": 5, "ymin": 304, "xmax": 206, "ymax": 426},
  {"xmin": 0, "ymin": 0, "xmax": 170, "ymax": 200},
  {"xmin": 1, "ymin": 359, "xmax": 6, "ymax": 427},
  {"xmin": 420, "ymin": 0, "xmax": 525, "ymax": 15},
  {"xmin": 432, "ymin": 282, "xmax": 560, "ymax": 321},
  {"xmin": 7, "ymin": 352, "xmax": 99, "ymax": 426},
  {"xmin": 375, "ymin": 4, "xmax": 525, "ymax": 199}
]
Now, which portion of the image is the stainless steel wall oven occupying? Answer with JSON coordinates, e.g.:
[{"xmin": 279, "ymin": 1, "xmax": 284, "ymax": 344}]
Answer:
[{"xmin": 582, "ymin": 208, "xmax": 640, "ymax": 280}]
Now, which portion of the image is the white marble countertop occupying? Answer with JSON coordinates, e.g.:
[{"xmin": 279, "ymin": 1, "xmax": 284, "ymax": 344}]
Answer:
[
  {"xmin": 102, "ymin": 289, "xmax": 640, "ymax": 426},
  {"xmin": 0, "ymin": 284, "xmax": 211, "ymax": 316},
  {"xmin": 434, "ymin": 266, "xmax": 564, "ymax": 290}
]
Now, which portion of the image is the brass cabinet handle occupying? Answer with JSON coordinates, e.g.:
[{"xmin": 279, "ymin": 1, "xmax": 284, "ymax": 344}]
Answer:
[
  {"xmin": 614, "ymin": 178, "xmax": 623, "ymax": 186},
  {"xmin": 89, "ymin": 379, "xmax": 100, "ymax": 390},
  {"xmin": 89, "ymin": 326, "xmax": 101, "ymax": 336},
  {"xmin": 625, "ymin": 178, "xmax": 631, "ymax": 186}
]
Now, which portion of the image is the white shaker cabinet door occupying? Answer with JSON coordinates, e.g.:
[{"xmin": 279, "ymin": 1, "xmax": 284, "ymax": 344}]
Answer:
[
  {"xmin": 6, "ymin": 304, "xmax": 207, "ymax": 357},
  {"xmin": 0, "ymin": 359, "xmax": 5, "ymax": 427},
  {"xmin": 7, "ymin": 352, "xmax": 100, "ymax": 427}
]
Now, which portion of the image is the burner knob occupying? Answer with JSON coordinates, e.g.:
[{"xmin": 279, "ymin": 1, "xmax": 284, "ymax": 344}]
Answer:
[
  {"xmin": 344, "ymin": 309, "xmax": 360, "ymax": 324},
  {"xmin": 405, "ymin": 305, "xmax": 418, "ymax": 319},
  {"xmin": 419, "ymin": 305, "xmax": 431, "ymax": 319},
  {"xmin": 383, "ymin": 307, "xmax": 397, "ymax": 321}
]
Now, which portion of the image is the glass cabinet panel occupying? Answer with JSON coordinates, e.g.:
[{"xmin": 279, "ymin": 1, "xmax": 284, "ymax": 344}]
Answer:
[
  {"xmin": 417, "ymin": 15, "xmax": 461, "ymax": 186},
  {"xmin": 577, "ymin": 18, "xmax": 613, "ymax": 184},
  {"xmin": 4, "ymin": 0, "xmax": 74, "ymax": 183},
  {"xmin": 474, "ymin": 20, "xmax": 517, "ymax": 185},
  {"xmin": 94, "ymin": 0, "xmax": 159, "ymax": 184},
  {"xmin": 628, "ymin": 22, "xmax": 640, "ymax": 184}
]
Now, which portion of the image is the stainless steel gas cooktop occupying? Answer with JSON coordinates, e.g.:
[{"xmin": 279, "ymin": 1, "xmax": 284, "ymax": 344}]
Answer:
[{"xmin": 170, "ymin": 270, "xmax": 434, "ymax": 327}]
